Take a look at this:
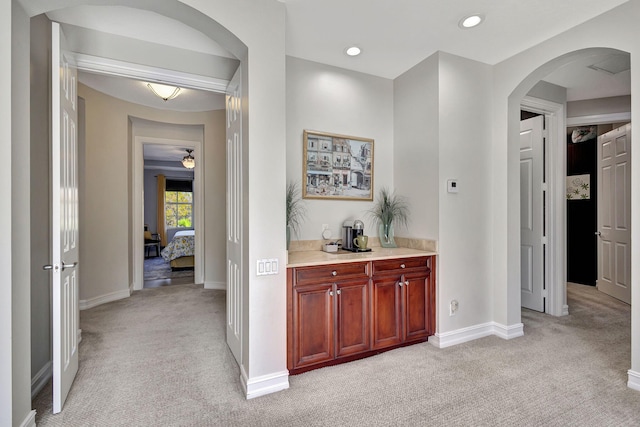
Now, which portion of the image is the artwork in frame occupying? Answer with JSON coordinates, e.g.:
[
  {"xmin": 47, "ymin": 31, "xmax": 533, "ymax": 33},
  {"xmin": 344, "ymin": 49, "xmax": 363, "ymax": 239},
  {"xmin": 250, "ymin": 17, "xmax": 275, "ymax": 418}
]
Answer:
[{"xmin": 303, "ymin": 130, "xmax": 374, "ymax": 201}]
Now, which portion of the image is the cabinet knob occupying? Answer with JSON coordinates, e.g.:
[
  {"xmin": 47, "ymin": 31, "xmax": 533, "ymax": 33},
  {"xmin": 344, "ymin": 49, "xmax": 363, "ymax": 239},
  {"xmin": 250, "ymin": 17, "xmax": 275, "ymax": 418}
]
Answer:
[
  {"xmin": 329, "ymin": 290, "xmax": 334, "ymax": 296},
  {"xmin": 336, "ymin": 289, "xmax": 341, "ymax": 295},
  {"xmin": 400, "ymin": 264, "xmax": 405, "ymax": 269},
  {"xmin": 405, "ymin": 280, "xmax": 410, "ymax": 286},
  {"xmin": 398, "ymin": 281, "xmax": 403, "ymax": 287},
  {"xmin": 332, "ymin": 271, "xmax": 337, "ymax": 276}
]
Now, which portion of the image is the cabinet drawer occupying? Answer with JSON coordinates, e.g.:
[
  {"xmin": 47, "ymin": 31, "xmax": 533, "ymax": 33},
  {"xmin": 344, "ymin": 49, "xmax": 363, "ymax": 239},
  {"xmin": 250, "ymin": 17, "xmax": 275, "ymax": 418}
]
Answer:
[
  {"xmin": 372, "ymin": 257, "xmax": 430, "ymax": 275},
  {"xmin": 294, "ymin": 262, "xmax": 369, "ymax": 285}
]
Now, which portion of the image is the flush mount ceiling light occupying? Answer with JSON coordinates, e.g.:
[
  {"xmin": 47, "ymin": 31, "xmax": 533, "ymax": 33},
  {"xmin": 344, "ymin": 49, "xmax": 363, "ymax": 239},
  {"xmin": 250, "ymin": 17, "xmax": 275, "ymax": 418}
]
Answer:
[
  {"xmin": 345, "ymin": 46, "xmax": 362, "ymax": 57},
  {"xmin": 147, "ymin": 82, "xmax": 181, "ymax": 101},
  {"xmin": 182, "ymin": 149, "xmax": 195, "ymax": 169},
  {"xmin": 459, "ymin": 14, "xmax": 484, "ymax": 29}
]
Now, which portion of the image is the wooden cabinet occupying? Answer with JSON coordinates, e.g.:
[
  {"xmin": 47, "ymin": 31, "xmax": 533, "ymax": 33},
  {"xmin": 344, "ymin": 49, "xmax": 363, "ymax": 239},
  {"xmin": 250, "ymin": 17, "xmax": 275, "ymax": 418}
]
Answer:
[
  {"xmin": 287, "ymin": 255, "xmax": 435, "ymax": 374},
  {"xmin": 288, "ymin": 263, "xmax": 370, "ymax": 371},
  {"xmin": 371, "ymin": 257, "xmax": 433, "ymax": 349}
]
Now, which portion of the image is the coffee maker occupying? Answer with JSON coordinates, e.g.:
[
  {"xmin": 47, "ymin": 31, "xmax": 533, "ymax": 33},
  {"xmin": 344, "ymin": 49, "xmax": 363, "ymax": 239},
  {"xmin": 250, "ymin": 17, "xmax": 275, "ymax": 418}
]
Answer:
[{"xmin": 342, "ymin": 219, "xmax": 370, "ymax": 252}]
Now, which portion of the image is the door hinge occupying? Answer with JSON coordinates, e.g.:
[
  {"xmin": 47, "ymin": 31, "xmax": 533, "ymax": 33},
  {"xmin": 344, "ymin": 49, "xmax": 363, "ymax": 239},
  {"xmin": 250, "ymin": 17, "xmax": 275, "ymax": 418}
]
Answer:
[
  {"xmin": 541, "ymin": 236, "xmax": 548, "ymax": 245},
  {"xmin": 542, "ymin": 289, "xmax": 548, "ymax": 298}
]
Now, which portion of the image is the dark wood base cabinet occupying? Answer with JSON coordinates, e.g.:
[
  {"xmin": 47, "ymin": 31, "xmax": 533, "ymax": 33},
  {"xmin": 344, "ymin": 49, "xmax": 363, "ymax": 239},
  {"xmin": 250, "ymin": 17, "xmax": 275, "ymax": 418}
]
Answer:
[{"xmin": 287, "ymin": 256, "xmax": 435, "ymax": 374}]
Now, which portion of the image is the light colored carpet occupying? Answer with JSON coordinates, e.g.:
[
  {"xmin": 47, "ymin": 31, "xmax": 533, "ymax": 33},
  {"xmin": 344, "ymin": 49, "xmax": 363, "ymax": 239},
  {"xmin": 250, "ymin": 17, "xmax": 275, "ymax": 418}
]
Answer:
[{"xmin": 34, "ymin": 283, "xmax": 640, "ymax": 426}]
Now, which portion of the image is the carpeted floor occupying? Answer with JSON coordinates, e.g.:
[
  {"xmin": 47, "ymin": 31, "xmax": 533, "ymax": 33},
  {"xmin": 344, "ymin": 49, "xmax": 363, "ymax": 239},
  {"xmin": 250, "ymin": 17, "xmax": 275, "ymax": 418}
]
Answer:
[
  {"xmin": 144, "ymin": 256, "xmax": 194, "ymax": 281},
  {"xmin": 33, "ymin": 283, "xmax": 640, "ymax": 426}
]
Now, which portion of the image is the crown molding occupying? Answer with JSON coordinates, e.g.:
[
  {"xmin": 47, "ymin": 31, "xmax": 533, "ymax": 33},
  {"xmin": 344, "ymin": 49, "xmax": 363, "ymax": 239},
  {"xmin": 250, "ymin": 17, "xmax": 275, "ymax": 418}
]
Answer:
[{"xmin": 74, "ymin": 53, "xmax": 229, "ymax": 93}]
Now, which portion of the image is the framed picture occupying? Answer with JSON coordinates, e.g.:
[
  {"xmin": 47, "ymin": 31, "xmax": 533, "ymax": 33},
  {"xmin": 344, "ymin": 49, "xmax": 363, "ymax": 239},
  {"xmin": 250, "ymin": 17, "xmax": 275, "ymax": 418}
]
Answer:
[{"xmin": 303, "ymin": 130, "xmax": 374, "ymax": 201}]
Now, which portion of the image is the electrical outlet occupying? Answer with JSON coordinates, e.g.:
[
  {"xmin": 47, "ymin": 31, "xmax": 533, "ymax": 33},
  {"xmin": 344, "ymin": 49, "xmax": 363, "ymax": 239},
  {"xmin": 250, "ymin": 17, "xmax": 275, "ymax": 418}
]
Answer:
[{"xmin": 450, "ymin": 300, "xmax": 459, "ymax": 316}]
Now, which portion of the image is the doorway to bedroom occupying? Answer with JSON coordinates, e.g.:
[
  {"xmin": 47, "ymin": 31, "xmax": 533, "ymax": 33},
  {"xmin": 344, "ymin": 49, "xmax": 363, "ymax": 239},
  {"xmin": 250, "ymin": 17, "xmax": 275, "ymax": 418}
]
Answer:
[{"xmin": 142, "ymin": 142, "xmax": 198, "ymax": 288}]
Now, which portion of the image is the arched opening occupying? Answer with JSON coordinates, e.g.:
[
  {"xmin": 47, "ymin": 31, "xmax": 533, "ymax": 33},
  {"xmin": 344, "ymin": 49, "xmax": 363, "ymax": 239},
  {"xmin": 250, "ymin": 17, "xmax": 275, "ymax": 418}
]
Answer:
[{"xmin": 506, "ymin": 46, "xmax": 633, "ymax": 380}]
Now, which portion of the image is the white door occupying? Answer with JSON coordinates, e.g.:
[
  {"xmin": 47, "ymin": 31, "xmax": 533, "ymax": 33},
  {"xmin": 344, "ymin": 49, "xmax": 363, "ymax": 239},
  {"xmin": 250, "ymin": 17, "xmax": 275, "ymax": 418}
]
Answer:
[
  {"xmin": 226, "ymin": 66, "xmax": 243, "ymax": 363},
  {"xmin": 597, "ymin": 124, "xmax": 631, "ymax": 304},
  {"xmin": 520, "ymin": 115, "xmax": 545, "ymax": 312},
  {"xmin": 50, "ymin": 22, "xmax": 80, "ymax": 414}
]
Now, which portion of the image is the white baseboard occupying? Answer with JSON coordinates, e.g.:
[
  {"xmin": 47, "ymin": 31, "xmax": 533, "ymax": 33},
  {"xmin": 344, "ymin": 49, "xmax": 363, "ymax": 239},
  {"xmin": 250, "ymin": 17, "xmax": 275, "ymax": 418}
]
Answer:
[
  {"xmin": 79, "ymin": 288, "xmax": 131, "ymax": 310},
  {"xmin": 628, "ymin": 370, "xmax": 640, "ymax": 392},
  {"xmin": 31, "ymin": 361, "xmax": 52, "ymax": 399},
  {"xmin": 19, "ymin": 410, "xmax": 36, "ymax": 427},
  {"xmin": 430, "ymin": 321, "xmax": 524, "ymax": 348},
  {"xmin": 240, "ymin": 365, "xmax": 289, "ymax": 399},
  {"xmin": 204, "ymin": 281, "xmax": 226, "ymax": 290}
]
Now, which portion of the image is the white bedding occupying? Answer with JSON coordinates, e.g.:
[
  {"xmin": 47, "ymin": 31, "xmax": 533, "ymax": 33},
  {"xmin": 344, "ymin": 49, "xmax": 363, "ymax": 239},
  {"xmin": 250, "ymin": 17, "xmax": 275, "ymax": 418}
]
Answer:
[{"xmin": 173, "ymin": 230, "xmax": 195, "ymax": 238}]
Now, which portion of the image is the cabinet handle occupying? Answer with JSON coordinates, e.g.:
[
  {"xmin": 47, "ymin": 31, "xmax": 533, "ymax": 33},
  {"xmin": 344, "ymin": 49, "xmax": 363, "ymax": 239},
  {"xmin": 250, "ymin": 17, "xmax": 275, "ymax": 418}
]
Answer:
[
  {"xmin": 336, "ymin": 289, "xmax": 341, "ymax": 295},
  {"xmin": 332, "ymin": 271, "xmax": 337, "ymax": 276},
  {"xmin": 400, "ymin": 264, "xmax": 405, "ymax": 269}
]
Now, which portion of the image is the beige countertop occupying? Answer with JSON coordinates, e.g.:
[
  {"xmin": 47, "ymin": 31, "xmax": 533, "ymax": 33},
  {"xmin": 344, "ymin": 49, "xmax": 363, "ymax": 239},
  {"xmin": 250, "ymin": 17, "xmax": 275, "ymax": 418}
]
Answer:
[{"xmin": 287, "ymin": 247, "xmax": 437, "ymax": 268}]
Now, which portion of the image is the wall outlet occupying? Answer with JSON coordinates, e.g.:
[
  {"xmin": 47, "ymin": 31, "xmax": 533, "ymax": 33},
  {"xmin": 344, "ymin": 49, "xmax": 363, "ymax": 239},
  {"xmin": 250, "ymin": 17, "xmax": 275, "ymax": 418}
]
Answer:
[{"xmin": 450, "ymin": 299, "xmax": 459, "ymax": 316}]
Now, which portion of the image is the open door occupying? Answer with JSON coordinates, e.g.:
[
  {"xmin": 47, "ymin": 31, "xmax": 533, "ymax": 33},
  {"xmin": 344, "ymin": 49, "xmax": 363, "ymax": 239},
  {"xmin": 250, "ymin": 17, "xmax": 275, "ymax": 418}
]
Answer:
[
  {"xmin": 597, "ymin": 124, "xmax": 631, "ymax": 304},
  {"xmin": 49, "ymin": 22, "xmax": 80, "ymax": 413},
  {"xmin": 520, "ymin": 115, "xmax": 545, "ymax": 312},
  {"xmin": 226, "ymin": 66, "xmax": 242, "ymax": 363}
]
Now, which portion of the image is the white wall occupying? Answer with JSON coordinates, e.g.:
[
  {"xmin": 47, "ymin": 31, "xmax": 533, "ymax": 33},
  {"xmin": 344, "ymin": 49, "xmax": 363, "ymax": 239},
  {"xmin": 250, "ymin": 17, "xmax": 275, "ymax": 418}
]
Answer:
[
  {"xmin": 11, "ymin": 1, "xmax": 33, "ymax": 424},
  {"xmin": 30, "ymin": 13, "xmax": 52, "ymax": 398},
  {"xmin": 437, "ymin": 53, "xmax": 493, "ymax": 333},
  {"xmin": 78, "ymin": 84, "xmax": 226, "ymax": 302},
  {"xmin": 286, "ymin": 56, "xmax": 394, "ymax": 240},
  {"xmin": 393, "ymin": 53, "xmax": 440, "ymax": 240},
  {"xmin": 567, "ymin": 95, "xmax": 631, "ymax": 118}
]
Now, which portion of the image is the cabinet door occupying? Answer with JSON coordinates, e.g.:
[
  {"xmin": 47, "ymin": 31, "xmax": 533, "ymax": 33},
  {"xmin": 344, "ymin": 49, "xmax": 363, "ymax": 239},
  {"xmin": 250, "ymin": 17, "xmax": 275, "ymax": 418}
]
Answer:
[
  {"xmin": 371, "ymin": 275, "xmax": 402, "ymax": 349},
  {"xmin": 403, "ymin": 271, "xmax": 430, "ymax": 342},
  {"xmin": 292, "ymin": 284, "xmax": 334, "ymax": 369},
  {"xmin": 336, "ymin": 280, "xmax": 370, "ymax": 358}
]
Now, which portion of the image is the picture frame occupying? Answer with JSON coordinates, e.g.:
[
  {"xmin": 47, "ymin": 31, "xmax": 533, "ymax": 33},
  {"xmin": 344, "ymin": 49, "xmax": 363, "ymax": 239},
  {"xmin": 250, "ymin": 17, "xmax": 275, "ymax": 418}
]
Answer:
[{"xmin": 303, "ymin": 130, "xmax": 374, "ymax": 201}]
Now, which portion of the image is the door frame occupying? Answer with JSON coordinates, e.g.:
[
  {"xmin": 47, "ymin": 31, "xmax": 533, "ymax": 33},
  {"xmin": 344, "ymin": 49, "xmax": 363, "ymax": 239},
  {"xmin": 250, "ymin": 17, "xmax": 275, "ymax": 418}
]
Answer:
[
  {"xmin": 521, "ymin": 96, "xmax": 567, "ymax": 316},
  {"xmin": 132, "ymin": 136, "xmax": 204, "ymax": 290}
]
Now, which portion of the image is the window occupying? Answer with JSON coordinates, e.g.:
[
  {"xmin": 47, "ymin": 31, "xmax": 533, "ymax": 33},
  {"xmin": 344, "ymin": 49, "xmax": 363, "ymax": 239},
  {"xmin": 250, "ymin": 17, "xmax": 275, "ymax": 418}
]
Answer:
[{"xmin": 165, "ymin": 180, "xmax": 193, "ymax": 228}]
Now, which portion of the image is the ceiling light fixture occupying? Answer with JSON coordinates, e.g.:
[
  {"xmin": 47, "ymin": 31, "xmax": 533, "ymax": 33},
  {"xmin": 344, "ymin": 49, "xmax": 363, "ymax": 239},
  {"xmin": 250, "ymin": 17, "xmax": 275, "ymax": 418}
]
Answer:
[
  {"xmin": 345, "ymin": 46, "xmax": 362, "ymax": 57},
  {"xmin": 147, "ymin": 82, "xmax": 181, "ymax": 101},
  {"xmin": 182, "ymin": 149, "xmax": 195, "ymax": 169},
  {"xmin": 459, "ymin": 14, "xmax": 484, "ymax": 29}
]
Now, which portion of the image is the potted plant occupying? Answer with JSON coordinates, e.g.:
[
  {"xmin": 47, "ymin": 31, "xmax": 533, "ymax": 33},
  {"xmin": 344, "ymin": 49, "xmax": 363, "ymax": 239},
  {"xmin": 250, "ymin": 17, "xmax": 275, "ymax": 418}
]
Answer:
[
  {"xmin": 286, "ymin": 181, "xmax": 306, "ymax": 250},
  {"xmin": 368, "ymin": 187, "xmax": 409, "ymax": 248}
]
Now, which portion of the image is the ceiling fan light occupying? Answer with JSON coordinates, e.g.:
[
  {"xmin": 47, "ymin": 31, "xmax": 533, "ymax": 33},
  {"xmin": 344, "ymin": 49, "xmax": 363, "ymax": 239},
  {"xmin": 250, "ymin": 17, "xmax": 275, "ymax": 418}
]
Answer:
[
  {"xmin": 147, "ymin": 82, "xmax": 181, "ymax": 101},
  {"xmin": 182, "ymin": 149, "xmax": 195, "ymax": 169}
]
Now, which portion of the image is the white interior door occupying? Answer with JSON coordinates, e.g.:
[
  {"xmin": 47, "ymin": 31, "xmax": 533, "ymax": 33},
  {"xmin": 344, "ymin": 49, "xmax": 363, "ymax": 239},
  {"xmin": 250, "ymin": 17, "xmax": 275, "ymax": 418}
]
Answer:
[
  {"xmin": 226, "ymin": 66, "xmax": 242, "ymax": 363},
  {"xmin": 597, "ymin": 124, "xmax": 631, "ymax": 304},
  {"xmin": 520, "ymin": 115, "xmax": 545, "ymax": 312},
  {"xmin": 50, "ymin": 22, "xmax": 79, "ymax": 414}
]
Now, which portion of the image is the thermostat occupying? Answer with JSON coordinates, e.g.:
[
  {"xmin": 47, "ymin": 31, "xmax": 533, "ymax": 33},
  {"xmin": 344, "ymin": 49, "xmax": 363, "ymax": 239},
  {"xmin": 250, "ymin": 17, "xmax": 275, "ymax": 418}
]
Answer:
[{"xmin": 447, "ymin": 179, "xmax": 459, "ymax": 193}]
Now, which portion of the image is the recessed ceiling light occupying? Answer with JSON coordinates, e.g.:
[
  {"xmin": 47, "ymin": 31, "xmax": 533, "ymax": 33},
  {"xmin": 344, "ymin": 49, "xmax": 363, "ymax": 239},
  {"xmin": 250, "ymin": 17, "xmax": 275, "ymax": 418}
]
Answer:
[
  {"xmin": 345, "ymin": 46, "xmax": 362, "ymax": 57},
  {"xmin": 459, "ymin": 14, "xmax": 484, "ymax": 29}
]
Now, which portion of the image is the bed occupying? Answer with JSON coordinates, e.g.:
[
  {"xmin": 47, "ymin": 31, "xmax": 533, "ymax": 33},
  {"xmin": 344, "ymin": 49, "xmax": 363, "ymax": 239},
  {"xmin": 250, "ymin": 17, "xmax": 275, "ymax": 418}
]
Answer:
[{"xmin": 161, "ymin": 230, "xmax": 195, "ymax": 270}]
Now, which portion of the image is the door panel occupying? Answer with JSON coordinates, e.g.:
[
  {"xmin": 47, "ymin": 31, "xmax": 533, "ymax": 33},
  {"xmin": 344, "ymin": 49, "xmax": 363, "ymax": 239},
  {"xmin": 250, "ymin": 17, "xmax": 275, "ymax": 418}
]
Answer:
[
  {"xmin": 520, "ymin": 116, "xmax": 545, "ymax": 312},
  {"xmin": 336, "ymin": 280, "xmax": 370, "ymax": 358},
  {"xmin": 292, "ymin": 285, "xmax": 334, "ymax": 368},
  {"xmin": 51, "ymin": 22, "xmax": 79, "ymax": 414},
  {"xmin": 597, "ymin": 124, "xmax": 631, "ymax": 304},
  {"xmin": 371, "ymin": 276, "xmax": 402, "ymax": 349},
  {"xmin": 226, "ymin": 66, "xmax": 243, "ymax": 363},
  {"xmin": 404, "ymin": 272, "xmax": 429, "ymax": 342}
]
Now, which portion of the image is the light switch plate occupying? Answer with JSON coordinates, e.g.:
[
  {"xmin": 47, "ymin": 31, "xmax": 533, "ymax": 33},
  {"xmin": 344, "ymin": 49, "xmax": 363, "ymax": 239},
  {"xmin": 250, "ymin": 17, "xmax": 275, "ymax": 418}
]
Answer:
[
  {"xmin": 447, "ymin": 179, "xmax": 459, "ymax": 193},
  {"xmin": 257, "ymin": 258, "xmax": 279, "ymax": 276}
]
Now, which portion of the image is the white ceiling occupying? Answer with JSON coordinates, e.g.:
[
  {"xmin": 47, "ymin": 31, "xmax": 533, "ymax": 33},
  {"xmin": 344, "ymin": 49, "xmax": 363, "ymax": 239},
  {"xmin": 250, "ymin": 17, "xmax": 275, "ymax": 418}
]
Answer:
[
  {"xmin": 144, "ymin": 145, "xmax": 195, "ymax": 163},
  {"xmin": 49, "ymin": 1, "xmax": 631, "ymax": 113}
]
